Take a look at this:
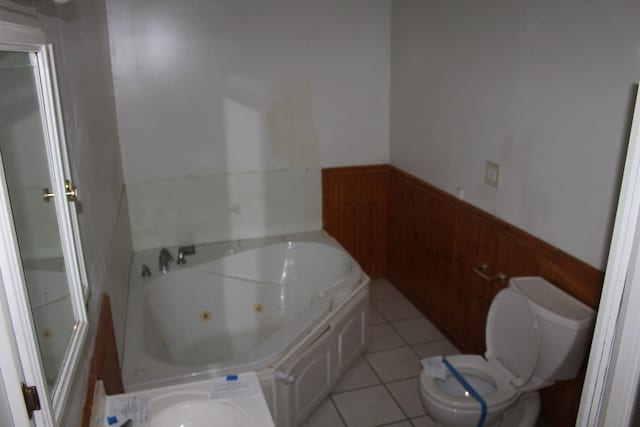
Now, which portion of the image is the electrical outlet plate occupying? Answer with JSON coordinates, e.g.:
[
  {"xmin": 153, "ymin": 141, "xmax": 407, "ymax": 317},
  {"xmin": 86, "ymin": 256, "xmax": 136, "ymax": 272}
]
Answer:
[{"xmin": 485, "ymin": 161, "xmax": 500, "ymax": 188}]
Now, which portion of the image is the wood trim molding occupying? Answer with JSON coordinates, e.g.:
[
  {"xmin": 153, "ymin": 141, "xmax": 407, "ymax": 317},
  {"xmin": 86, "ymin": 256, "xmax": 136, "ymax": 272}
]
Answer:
[{"xmin": 81, "ymin": 294, "xmax": 124, "ymax": 427}]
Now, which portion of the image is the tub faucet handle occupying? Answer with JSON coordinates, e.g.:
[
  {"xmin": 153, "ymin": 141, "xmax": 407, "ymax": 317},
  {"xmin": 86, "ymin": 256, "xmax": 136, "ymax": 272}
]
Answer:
[
  {"xmin": 177, "ymin": 245, "xmax": 196, "ymax": 264},
  {"xmin": 159, "ymin": 248, "xmax": 174, "ymax": 274},
  {"xmin": 141, "ymin": 264, "xmax": 151, "ymax": 277}
]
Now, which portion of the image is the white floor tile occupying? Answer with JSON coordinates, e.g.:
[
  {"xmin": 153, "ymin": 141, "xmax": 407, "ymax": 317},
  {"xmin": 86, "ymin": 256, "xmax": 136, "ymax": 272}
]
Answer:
[
  {"xmin": 412, "ymin": 340, "xmax": 459, "ymax": 360},
  {"xmin": 411, "ymin": 415, "xmax": 441, "ymax": 427},
  {"xmin": 373, "ymin": 298, "xmax": 423, "ymax": 321},
  {"xmin": 332, "ymin": 385, "xmax": 405, "ymax": 427},
  {"xmin": 370, "ymin": 278, "xmax": 404, "ymax": 301},
  {"xmin": 369, "ymin": 305, "xmax": 387, "ymax": 325},
  {"xmin": 387, "ymin": 377, "xmax": 426, "ymax": 418},
  {"xmin": 333, "ymin": 358, "xmax": 380, "ymax": 393},
  {"xmin": 302, "ymin": 397, "xmax": 346, "ymax": 427},
  {"xmin": 367, "ymin": 324, "xmax": 405, "ymax": 353},
  {"xmin": 385, "ymin": 422, "xmax": 413, "ymax": 427},
  {"xmin": 366, "ymin": 347, "xmax": 422, "ymax": 383},
  {"xmin": 392, "ymin": 318, "xmax": 445, "ymax": 345}
]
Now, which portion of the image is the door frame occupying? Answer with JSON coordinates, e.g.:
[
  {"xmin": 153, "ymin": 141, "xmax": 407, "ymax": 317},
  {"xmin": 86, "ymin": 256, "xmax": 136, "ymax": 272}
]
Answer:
[
  {"xmin": 0, "ymin": 21, "xmax": 89, "ymax": 426},
  {"xmin": 578, "ymin": 87, "xmax": 640, "ymax": 425},
  {"xmin": 0, "ymin": 22, "xmax": 54, "ymax": 427},
  {"xmin": 0, "ymin": 274, "xmax": 32, "ymax": 427}
]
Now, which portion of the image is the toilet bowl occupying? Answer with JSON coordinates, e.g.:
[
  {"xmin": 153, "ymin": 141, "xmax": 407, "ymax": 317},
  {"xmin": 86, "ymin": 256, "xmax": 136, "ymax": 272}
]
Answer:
[
  {"xmin": 419, "ymin": 358, "xmax": 542, "ymax": 427},
  {"xmin": 499, "ymin": 392, "xmax": 540, "ymax": 427},
  {"xmin": 419, "ymin": 277, "xmax": 595, "ymax": 427},
  {"xmin": 419, "ymin": 355, "xmax": 518, "ymax": 426}
]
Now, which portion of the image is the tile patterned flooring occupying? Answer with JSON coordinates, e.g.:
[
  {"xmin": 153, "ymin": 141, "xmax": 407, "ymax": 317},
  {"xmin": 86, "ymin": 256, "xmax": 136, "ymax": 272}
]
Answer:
[{"xmin": 301, "ymin": 278, "xmax": 455, "ymax": 427}]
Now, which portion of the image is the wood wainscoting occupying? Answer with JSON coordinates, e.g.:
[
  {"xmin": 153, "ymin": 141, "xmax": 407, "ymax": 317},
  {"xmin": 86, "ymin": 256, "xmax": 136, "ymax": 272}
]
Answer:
[
  {"xmin": 81, "ymin": 294, "xmax": 124, "ymax": 427},
  {"xmin": 322, "ymin": 164, "xmax": 604, "ymax": 426},
  {"xmin": 322, "ymin": 165, "xmax": 390, "ymax": 278}
]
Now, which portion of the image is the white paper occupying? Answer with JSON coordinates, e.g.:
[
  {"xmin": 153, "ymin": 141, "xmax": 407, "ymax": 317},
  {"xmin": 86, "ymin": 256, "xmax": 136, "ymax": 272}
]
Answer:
[
  {"xmin": 210, "ymin": 373, "xmax": 261, "ymax": 399},
  {"xmin": 109, "ymin": 395, "xmax": 149, "ymax": 426},
  {"xmin": 421, "ymin": 356, "xmax": 448, "ymax": 380}
]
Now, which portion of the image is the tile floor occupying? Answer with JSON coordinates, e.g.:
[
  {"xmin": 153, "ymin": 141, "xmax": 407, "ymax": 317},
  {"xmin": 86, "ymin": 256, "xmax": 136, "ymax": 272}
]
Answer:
[{"xmin": 301, "ymin": 278, "xmax": 458, "ymax": 427}]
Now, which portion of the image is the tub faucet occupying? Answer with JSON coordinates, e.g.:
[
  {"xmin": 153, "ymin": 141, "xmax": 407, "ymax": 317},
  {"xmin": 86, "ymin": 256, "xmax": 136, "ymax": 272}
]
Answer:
[
  {"xmin": 141, "ymin": 264, "xmax": 151, "ymax": 277},
  {"xmin": 159, "ymin": 248, "xmax": 173, "ymax": 274},
  {"xmin": 177, "ymin": 245, "xmax": 196, "ymax": 264}
]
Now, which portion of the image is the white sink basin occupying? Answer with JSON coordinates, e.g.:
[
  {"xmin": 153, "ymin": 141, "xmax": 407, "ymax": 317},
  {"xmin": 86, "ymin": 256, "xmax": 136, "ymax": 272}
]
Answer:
[
  {"xmin": 103, "ymin": 372, "xmax": 275, "ymax": 427},
  {"xmin": 151, "ymin": 400, "xmax": 252, "ymax": 427}
]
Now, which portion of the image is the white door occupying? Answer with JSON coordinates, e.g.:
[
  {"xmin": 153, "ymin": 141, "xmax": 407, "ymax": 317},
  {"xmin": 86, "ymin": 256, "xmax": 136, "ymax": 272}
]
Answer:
[
  {"xmin": 578, "ymin": 85, "xmax": 640, "ymax": 426},
  {"xmin": 0, "ymin": 22, "xmax": 89, "ymax": 426}
]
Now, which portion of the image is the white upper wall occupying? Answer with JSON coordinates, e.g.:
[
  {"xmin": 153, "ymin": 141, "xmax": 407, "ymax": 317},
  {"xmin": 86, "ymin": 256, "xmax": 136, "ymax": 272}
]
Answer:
[
  {"xmin": 390, "ymin": 0, "xmax": 640, "ymax": 269},
  {"xmin": 107, "ymin": 0, "xmax": 390, "ymax": 184},
  {"xmin": 105, "ymin": 0, "xmax": 390, "ymax": 249}
]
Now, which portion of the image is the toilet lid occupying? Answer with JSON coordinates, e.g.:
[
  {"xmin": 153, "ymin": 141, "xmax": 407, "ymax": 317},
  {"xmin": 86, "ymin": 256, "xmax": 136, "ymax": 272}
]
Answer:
[{"xmin": 485, "ymin": 288, "xmax": 539, "ymax": 386}]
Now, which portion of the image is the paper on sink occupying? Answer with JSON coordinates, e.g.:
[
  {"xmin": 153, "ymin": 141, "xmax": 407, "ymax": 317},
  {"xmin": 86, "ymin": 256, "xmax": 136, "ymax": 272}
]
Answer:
[
  {"xmin": 421, "ymin": 356, "xmax": 448, "ymax": 380},
  {"xmin": 108, "ymin": 395, "xmax": 149, "ymax": 426},
  {"xmin": 210, "ymin": 373, "xmax": 261, "ymax": 399}
]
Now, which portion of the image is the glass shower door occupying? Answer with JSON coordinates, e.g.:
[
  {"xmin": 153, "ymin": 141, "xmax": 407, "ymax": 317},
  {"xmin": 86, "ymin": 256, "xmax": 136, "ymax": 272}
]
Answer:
[
  {"xmin": 0, "ymin": 50, "xmax": 75, "ymax": 391},
  {"xmin": 0, "ymin": 31, "xmax": 88, "ymax": 425}
]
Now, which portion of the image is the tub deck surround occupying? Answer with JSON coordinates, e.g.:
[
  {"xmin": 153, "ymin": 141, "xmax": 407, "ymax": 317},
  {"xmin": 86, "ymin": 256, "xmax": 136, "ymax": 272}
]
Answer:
[
  {"xmin": 122, "ymin": 231, "xmax": 370, "ymax": 427},
  {"xmin": 303, "ymin": 277, "xmax": 452, "ymax": 427}
]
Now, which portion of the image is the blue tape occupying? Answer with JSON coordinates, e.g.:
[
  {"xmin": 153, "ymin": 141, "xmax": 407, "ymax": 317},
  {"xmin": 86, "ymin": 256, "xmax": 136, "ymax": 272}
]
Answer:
[
  {"xmin": 442, "ymin": 357, "xmax": 487, "ymax": 427},
  {"xmin": 106, "ymin": 416, "xmax": 118, "ymax": 425},
  {"xmin": 226, "ymin": 374, "xmax": 238, "ymax": 381}
]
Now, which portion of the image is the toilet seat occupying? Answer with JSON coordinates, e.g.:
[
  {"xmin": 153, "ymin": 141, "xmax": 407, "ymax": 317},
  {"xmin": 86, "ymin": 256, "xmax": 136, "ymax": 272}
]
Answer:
[
  {"xmin": 420, "ymin": 288, "xmax": 540, "ymax": 417},
  {"xmin": 420, "ymin": 354, "xmax": 518, "ymax": 411}
]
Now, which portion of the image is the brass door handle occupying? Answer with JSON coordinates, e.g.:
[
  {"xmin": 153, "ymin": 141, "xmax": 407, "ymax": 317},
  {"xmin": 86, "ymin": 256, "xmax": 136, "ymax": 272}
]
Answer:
[
  {"xmin": 472, "ymin": 263, "xmax": 506, "ymax": 283},
  {"xmin": 65, "ymin": 180, "xmax": 78, "ymax": 201},
  {"xmin": 42, "ymin": 180, "xmax": 78, "ymax": 202},
  {"xmin": 43, "ymin": 188, "xmax": 55, "ymax": 202}
]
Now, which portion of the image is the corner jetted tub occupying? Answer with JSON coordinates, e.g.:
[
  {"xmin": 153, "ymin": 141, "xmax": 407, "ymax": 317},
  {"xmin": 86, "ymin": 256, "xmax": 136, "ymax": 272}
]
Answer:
[{"xmin": 122, "ymin": 234, "xmax": 370, "ymax": 427}]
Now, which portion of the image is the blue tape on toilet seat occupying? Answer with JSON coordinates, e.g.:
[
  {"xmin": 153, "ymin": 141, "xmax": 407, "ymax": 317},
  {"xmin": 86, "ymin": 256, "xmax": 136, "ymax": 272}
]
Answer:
[{"xmin": 442, "ymin": 357, "xmax": 487, "ymax": 427}]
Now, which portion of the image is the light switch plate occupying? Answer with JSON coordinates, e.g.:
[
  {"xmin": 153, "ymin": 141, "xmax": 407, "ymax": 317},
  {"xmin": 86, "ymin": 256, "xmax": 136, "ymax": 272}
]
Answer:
[{"xmin": 485, "ymin": 161, "xmax": 500, "ymax": 188}]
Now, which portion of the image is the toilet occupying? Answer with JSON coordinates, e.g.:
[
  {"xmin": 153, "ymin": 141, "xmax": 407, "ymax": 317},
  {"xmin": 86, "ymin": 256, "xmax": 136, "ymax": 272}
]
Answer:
[{"xmin": 419, "ymin": 276, "xmax": 595, "ymax": 427}]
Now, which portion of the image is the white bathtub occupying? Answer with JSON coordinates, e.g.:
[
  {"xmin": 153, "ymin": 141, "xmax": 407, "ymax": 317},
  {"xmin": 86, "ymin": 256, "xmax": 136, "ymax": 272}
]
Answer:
[{"xmin": 122, "ymin": 234, "xmax": 370, "ymax": 427}]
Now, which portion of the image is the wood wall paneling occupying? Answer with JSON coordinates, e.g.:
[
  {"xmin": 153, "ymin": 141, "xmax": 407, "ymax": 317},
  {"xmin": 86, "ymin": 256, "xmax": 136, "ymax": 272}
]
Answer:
[
  {"xmin": 386, "ymin": 171, "xmax": 456, "ymax": 333},
  {"xmin": 451, "ymin": 210, "xmax": 501, "ymax": 352},
  {"xmin": 81, "ymin": 294, "xmax": 124, "ymax": 427},
  {"xmin": 323, "ymin": 164, "xmax": 604, "ymax": 426},
  {"xmin": 322, "ymin": 165, "xmax": 389, "ymax": 278},
  {"xmin": 386, "ymin": 166, "xmax": 603, "ymax": 427}
]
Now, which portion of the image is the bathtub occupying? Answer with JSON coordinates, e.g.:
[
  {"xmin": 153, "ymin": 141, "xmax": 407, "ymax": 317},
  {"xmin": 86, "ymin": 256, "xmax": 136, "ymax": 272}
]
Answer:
[{"xmin": 122, "ymin": 233, "xmax": 370, "ymax": 427}]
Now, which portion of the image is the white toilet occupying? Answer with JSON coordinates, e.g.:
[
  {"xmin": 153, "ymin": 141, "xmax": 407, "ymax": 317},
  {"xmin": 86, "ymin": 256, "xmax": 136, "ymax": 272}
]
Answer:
[{"xmin": 419, "ymin": 276, "xmax": 595, "ymax": 427}]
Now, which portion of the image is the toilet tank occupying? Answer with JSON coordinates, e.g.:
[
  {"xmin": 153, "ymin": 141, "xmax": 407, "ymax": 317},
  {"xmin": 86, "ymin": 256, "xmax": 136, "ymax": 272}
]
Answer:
[{"xmin": 509, "ymin": 277, "xmax": 595, "ymax": 383}]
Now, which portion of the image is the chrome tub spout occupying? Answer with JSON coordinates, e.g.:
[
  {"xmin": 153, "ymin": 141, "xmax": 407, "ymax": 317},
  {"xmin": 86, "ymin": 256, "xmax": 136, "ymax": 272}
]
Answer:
[{"xmin": 159, "ymin": 248, "xmax": 173, "ymax": 274}]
